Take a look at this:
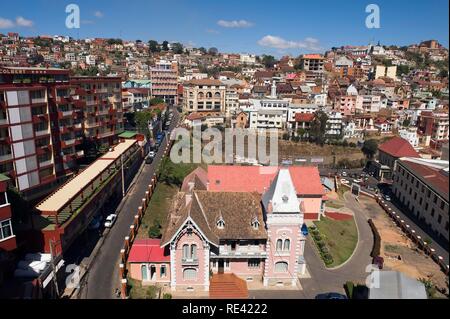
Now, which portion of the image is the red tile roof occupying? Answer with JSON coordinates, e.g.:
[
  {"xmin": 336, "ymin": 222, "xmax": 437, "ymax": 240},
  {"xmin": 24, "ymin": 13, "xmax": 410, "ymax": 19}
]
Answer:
[
  {"xmin": 378, "ymin": 137, "xmax": 420, "ymax": 158},
  {"xmin": 400, "ymin": 160, "xmax": 449, "ymax": 198},
  {"xmin": 295, "ymin": 113, "xmax": 315, "ymax": 122},
  {"xmin": 128, "ymin": 239, "xmax": 170, "ymax": 263},
  {"xmin": 207, "ymin": 166, "xmax": 324, "ymax": 195}
]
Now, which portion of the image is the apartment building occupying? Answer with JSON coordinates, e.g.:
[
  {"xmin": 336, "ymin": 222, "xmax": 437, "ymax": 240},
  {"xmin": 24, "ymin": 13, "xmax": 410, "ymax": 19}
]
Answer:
[
  {"xmin": 392, "ymin": 157, "xmax": 449, "ymax": 243},
  {"xmin": 417, "ymin": 111, "xmax": 449, "ymax": 143},
  {"xmin": 0, "ymin": 67, "xmax": 125, "ymax": 201},
  {"xmin": 70, "ymin": 76, "xmax": 124, "ymax": 147},
  {"xmin": 150, "ymin": 60, "xmax": 178, "ymax": 105},
  {"xmin": 0, "ymin": 66, "xmax": 79, "ymax": 200},
  {"xmin": 325, "ymin": 111, "xmax": 344, "ymax": 138},
  {"xmin": 0, "ymin": 174, "xmax": 15, "ymax": 252},
  {"xmin": 300, "ymin": 54, "xmax": 324, "ymax": 81},
  {"xmin": 225, "ymin": 86, "xmax": 239, "ymax": 117},
  {"xmin": 182, "ymin": 79, "xmax": 226, "ymax": 113}
]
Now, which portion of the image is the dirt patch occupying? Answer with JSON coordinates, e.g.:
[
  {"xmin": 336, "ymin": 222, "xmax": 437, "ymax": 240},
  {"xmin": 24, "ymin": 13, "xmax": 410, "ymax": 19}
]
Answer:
[
  {"xmin": 359, "ymin": 197, "xmax": 448, "ymax": 291},
  {"xmin": 325, "ymin": 212, "xmax": 354, "ymax": 221}
]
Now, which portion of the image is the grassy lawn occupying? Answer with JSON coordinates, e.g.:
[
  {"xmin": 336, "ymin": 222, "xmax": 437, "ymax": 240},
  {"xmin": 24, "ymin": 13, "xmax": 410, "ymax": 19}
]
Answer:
[
  {"xmin": 138, "ymin": 161, "xmax": 202, "ymax": 239},
  {"xmin": 313, "ymin": 216, "xmax": 358, "ymax": 268},
  {"xmin": 326, "ymin": 200, "xmax": 345, "ymax": 209},
  {"xmin": 336, "ymin": 185, "xmax": 348, "ymax": 200},
  {"xmin": 127, "ymin": 278, "xmax": 159, "ymax": 299}
]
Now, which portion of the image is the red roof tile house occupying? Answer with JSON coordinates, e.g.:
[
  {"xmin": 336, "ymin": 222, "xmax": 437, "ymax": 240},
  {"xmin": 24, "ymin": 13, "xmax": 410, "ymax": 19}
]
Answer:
[
  {"xmin": 374, "ymin": 136, "xmax": 420, "ymax": 181},
  {"xmin": 128, "ymin": 166, "xmax": 316, "ymax": 295}
]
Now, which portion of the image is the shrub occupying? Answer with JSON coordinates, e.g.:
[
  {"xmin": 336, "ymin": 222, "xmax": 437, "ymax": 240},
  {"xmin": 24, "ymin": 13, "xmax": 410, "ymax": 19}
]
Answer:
[
  {"xmin": 148, "ymin": 224, "xmax": 161, "ymax": 238},
  {"xmin": 323, "ymin": 253, "xmax": 334, "ymax": 265},
  {"xmin": 320, "ymin": 246, "xmax": 329, "ymax": 254},
  {"xmin": 163, "ymin": 293, "xmax": 172, "ymax": 299},
  {"xmin": 317, "ymin": 241, "xmax": 326, "ymax": 249},
  {"xmin": 368, "ymin": 219, "xmax": 381, "ymax": 257},
  {"xmin": 344, "ymin": 281, "xmax": 354, "ymax": 299},
  {"xmin": 146, "ymin": 286, "xmax": 158, "ymax": 299},
  {"xmin": 313, "ymin": 234, "xmax": 322, "ymax": 241}
]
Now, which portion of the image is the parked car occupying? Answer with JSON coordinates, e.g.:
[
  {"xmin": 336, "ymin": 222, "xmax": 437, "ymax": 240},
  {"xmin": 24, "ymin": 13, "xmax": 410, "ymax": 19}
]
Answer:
[
  {"xmin": 315, "ymin": 292, "xmax": 347, "ymax": 299},
  {"xmin": 104, "ymin": 214, "xmax": 117, "ymax": 228},
  {"xmin": 148, "ymin": 151, "xmax": 156, "ymax": 158},
  {"xmin": 354, "ymin": 178, "xmax": 362, "ymax": 184},
  {"xmin": 341, "ymin": 171, "xmax": 347, "ymax": 177},
  {"xmin": 145, "ymin": 155, "xmax": 153, "ymax": 164},
  {"xmin": 383, "ymin": 194, "xmax": 391, "ymax": 201}
]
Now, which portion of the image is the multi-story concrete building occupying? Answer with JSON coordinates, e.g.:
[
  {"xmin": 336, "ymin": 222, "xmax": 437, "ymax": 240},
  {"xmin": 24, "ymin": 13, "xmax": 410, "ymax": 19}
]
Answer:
[
  {"xmin": 182, "ymin": 79, "xmax": 226, "ymax": 113},
  {"xmin": 417, "ymin": 111, "xmax": 449, "ymax": 145},
  {"xmin": 392, "ymin": 157, "xmax": 449, "ymax": 243},
  {"xmin": 150, "ymin": 60, "xmax": 178, "ymax": 105},
  {"xmin": 325, "ymin": 111, "xmax": 343, "ymax": 138},
  {"xmin": 0, "ymin": 67, "xmax": 125, "ymax": 201},
  {"xmin": 300, "ymin": 54, "xmax": 324, "ymax": 81},
  {"xmin": 70, "ymin": 76, "xmax": 124, "ymax": 147},
  {"xmin": 399, "ymin": 128, "xmax": 419, "ymax": 147},
  {"xmin": 225, "ymin": 86, "xmax": 239, "ymax": 117},
  {"xmin": 0, "ymin": 174, "xmax": 16, "ymax": 252}
]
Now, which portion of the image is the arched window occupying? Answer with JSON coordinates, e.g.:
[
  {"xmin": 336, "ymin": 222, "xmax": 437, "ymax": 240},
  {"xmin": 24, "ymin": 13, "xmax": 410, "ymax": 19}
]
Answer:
[
  {"xmin": 206, "ymin": 92, "xmax": 212, "ymax": 99},
  {"xmin": 182, "ymin": 244, "xmax": 189, "ymax": 259},
  {"xmin": 214, "ymin": 92, "xmax": 221, "ymax": 98},
  {"xmin": 276, "ymin": 239, "xmax": 283, "ymax": 251},
  {"xmin": 283, "ymin": 239, "xmax": 290, "ymax": 251},
  {"xmin": 160, "ymin": 265, "xmax": 167, "ymax": 278},
  {"xmin": 198, "ymin": 92, "xmax": 204, "ymax": 99},
  {"xmin": 191, "ymin": 244, "xmax": 197, "ymax": 260},
  {"xmin": 141, "ymin": 265, "xmax": 148, "ymax": 280},
  {"xmin": 274, "ymin": 261, "xmax": 288, "ymax": 273},
  {"xmin": 183, "ymin": 268, "xmax": 197, "ymax": 280},
  {"xmin": 189, "ymin": 92, "xmax": 194, "ymax": 98}
]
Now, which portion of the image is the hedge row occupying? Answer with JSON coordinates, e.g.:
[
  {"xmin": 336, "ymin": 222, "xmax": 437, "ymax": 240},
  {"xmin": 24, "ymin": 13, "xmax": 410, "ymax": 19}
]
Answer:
[
  {"xmin": 368, "ymin": 219, "xmax": 381, "ymax": 257},
  {"xmin": 311, "ymin": 226, "xmax": 334, "ymax": 266}
]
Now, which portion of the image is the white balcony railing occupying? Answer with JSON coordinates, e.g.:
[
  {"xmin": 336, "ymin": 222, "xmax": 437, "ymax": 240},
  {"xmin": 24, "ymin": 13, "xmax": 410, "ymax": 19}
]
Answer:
[
  {"xmin": 31, "ymin": 97, "xmax": 47, "ymax": 104},
  {"xmin": 39, "ymin": 159, "xmax": 53, "ymax": 167},
  {"xmin": 35, "ymin": 129, "xmax": 50, "ymax": 137},
  {"xmin": 62, "ymin": 139, "xmax": 76, "ymax": 146}
]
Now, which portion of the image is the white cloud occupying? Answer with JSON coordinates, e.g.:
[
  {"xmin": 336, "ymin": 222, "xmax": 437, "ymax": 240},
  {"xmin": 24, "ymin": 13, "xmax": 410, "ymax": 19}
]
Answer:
[
  {"xmin": 217, "ymin": 19, "xmax": 254, "ymax": 28},
  {"xmin": 257, "ymin": 35, "xmax": 321, "ymax": 51},
  {"xmin": 206, "ymin": 28, "xmax": 220, "ymax": 34},
  {"xmin": 0, "ymin": 18, "xmax": 14, "ymax": 29},
  {"xmin": 94, "ymin": 11, "xmax": 104, "ymax": 18},
  {"xmin": 15, "ymin": 16, "xmax": 34, "ymax": 27}
]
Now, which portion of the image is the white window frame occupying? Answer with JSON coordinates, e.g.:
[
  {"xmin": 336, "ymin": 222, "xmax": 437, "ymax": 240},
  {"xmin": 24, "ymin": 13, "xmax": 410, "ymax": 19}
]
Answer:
[{"xmin": 0, "ymin": 218, "xmax": 14, "ymax": 241}]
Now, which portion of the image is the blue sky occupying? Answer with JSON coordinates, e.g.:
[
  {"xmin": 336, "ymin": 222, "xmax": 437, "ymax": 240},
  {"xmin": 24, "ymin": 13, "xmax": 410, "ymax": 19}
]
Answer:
[{"xmin": 1, "ymin": 0, "xmax": 448, "ymax": 56}]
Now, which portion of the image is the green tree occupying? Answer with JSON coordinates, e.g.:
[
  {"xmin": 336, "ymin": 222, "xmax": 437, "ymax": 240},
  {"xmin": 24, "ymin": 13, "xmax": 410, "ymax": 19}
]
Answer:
[
  {"xmin": 135, "ymin": 110, "xmax": 154, "ymax": 135},
  {"xmin": 397, "ymin": 65, "xmax": 410, "ymax": 76},
  {"xmin": 148, "ymin": 40, "xmax": 160, "ymax": 53},
  {"xmin": 361, "ymin": 139, "xmax": 378, "ymax": 159},
  {"xmin": 402, "ymin": 118, "xmax": 411, "ymax": 127},
  {"xmin": 261, "ymin": 55, "xmax": 276, "ymax": 68},
  {"xmin": 162, "ymin": 40, "xmax": 169, "ymax": 51},
  {"xmin": 309, "ymin": 111, "xmax": 328, "ymax": 145},
  {"xmin": 198, "ymin": 47, "xmax": 207, "ymax": 54},
  {"xmin": 149, "ymin": 97, "xmax": 165, "ymax": 106},
  {"xmin": 438, "ymin": 69, "xmax": 448, "ymax": 78},
  {"xmin": 172, "ymin": 42, "xmax": 184, "ymax": 54},
  {"xmin": 208, "ymin": 47, "xmax": 218, "ymax": 56}
]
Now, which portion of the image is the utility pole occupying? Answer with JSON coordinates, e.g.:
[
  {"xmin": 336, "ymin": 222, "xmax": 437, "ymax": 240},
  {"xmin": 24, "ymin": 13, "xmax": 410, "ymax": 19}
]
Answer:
[
  {"xmin": 49, "ymin": 239, "xmax": 60, "ymax": 298},
  {"xmin": 121, "ymin": 153, "xmax": 125, "ymax": 197}
]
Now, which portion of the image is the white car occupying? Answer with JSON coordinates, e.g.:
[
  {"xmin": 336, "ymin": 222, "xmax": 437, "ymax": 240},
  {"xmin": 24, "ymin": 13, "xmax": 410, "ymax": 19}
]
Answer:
[
  {"xmin": 104, "ymin": 214, "xmax": 117, "ymax": 228},
  {"xmin": 354, "ymin": 179, "xmax": 362, "ymax": 184},
  {"xmin": 148, "ymin": 151, "xmax": 156, "ymax": 158},
  {"xmin": 341, "ymin": 171, "xmax": 347, "ymax": 177}
]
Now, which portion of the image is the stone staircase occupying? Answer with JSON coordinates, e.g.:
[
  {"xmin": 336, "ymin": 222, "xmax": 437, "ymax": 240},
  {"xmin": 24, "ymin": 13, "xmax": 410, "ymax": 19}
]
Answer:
[{"xmin": 209, "ymin": 274, "xmax": 248, "ymax": 299}]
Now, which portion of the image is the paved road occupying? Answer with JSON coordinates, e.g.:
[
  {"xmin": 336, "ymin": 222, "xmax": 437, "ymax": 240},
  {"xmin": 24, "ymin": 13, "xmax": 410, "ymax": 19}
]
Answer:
[
  {"xmin": 250, "ymin": 191, "xmax": 374, "ymax": 299},
  {"xmin": 79, "ymin": 108, "xmax": 179, "ymax": 299}
]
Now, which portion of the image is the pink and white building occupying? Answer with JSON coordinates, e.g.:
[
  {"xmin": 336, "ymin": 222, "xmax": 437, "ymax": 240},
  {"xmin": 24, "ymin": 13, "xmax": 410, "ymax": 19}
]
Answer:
[{"xmin": 128, "ymin": 166, "xmax": 322, "ymax": 292}]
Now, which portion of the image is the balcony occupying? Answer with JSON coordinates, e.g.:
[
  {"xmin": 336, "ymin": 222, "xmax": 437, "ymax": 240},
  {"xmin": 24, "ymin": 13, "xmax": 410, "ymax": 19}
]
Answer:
[
  {"xmin": 35, "ymin": 129, "xmax": 50, "ymax": 137},
  {"xmin": 55, "ymin": 96, "xmax": 71, "ymax": 104},
  {"xmin": 96, "ymin": 109, "xmax": 109, "ymax": 116},
  {"xmin": 181, "ymin": 258, "xmax": 199, "ymax": 266},
  {"xmin": 75, "ymin": 150, "xmax": 84, "ymax": 158},
  {"xmin": 85, "ymin": 122, "xmax": 100, "ymax": 129},
  {"xmin": 59, "ymin": 126, "xmax": 72, "ymax": 134},
  {"xmin": 32, "ymin": 114, "xmax": 49, "ymax": 124},
  {"xmin": 38, "ymin": 159, "xmax": 53, "ymax": 168},
  {"xmin": 61, "ymin": 139, "xmax": 76, "ymax": 147},
  {"xmin": 97, "ymin": 131, "xmax": 115, "ymax": 139},
  {"xmin": 0, "ymin": 153, "xmax": 12, "ymax": 162},
  {"xmin": 211, "ymin": 247, "xmax": 268, "ymax": 258},
  {"xmin": 74, "ymin": 123, "xmax": 83, "ymax": 130},
  {"xmin": 58, "ymin": 110, "xmax": 74, "ymax": 119},
  {"xmin": 31, "ymin": 97, "xmax": 47, "ymax": 104}
]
